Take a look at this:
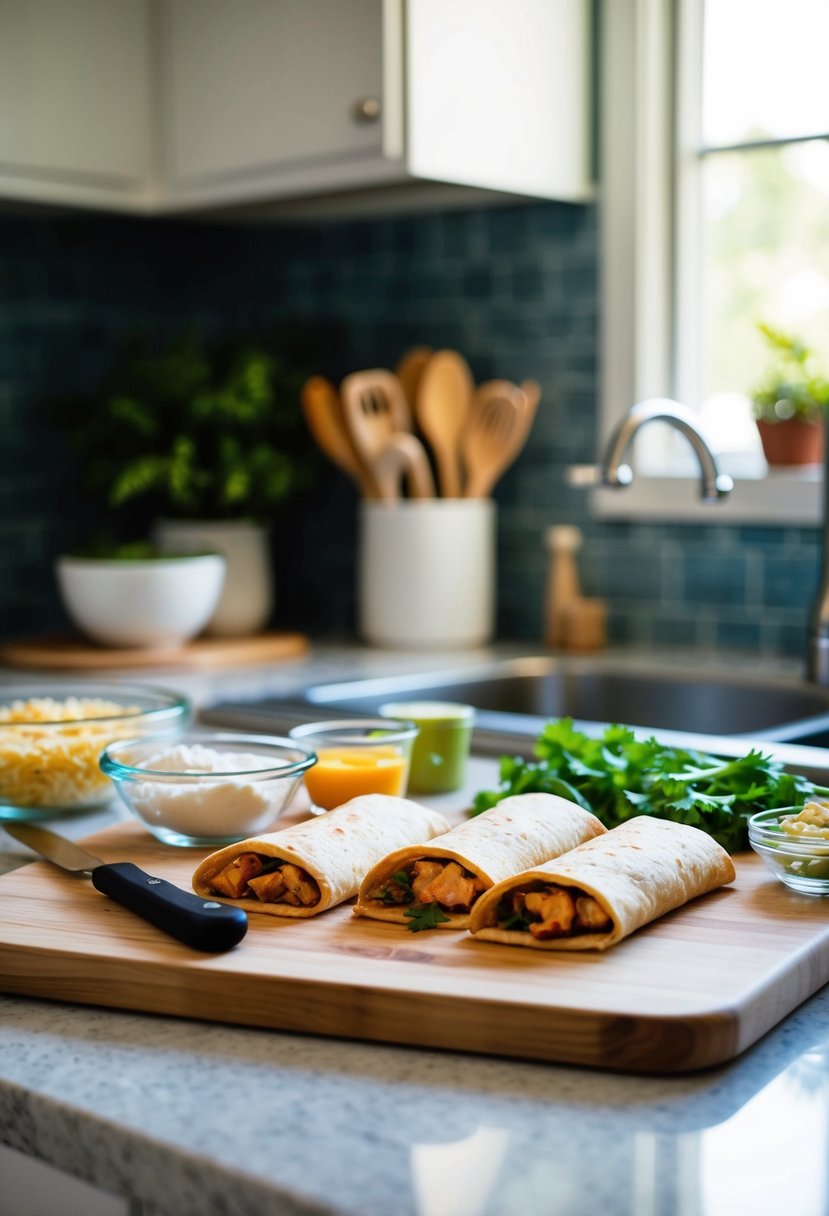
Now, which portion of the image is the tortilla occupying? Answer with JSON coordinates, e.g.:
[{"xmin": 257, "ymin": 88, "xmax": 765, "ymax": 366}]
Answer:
[
  {"xmin": 468, "ymin": 815, "xmax": 736, "ymax": 950},
  {"xmin": 192, "ymin": 794, "xmax": 451, "ymax": 918},
  {"xmin": 353, "ymin": 793, "xmax": 606, "ymax": 929}
]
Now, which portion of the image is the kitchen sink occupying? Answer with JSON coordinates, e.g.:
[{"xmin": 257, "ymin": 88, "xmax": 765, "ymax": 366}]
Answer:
[{"xmin": 202, "ymin": 655, "xmax": 829, "ymax": 758}]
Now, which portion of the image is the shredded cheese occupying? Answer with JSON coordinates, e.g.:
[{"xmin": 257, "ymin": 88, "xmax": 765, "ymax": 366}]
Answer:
[
  {"xmin": 780, "ymin": 801, "xmax": 829, "ymax": 840},
  {"xmin": 0, "ymin": 697, "xmax": 142, "ymax": 809}
]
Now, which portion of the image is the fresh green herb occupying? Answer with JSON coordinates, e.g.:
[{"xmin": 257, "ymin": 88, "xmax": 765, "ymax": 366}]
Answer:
[
  {"xmin": 370, "ymin": 870, "xmax": 415, "ymax": 906},
  {"xmin": 500, "ymin": 911, "xmax": 533, "ymax": 932},
  {"xmin": 258, "ymin": 857, "xmax": 284, "ymax": 875},
  {"xmin": 404, "ymin": 903, "xmax": 451, "ymax": 932},
  {"xmin": 470, "ymin": 718, "xmax": 829, "ymax": 853},
  {"xmin": 391, "ymin": 870, "xmax": 415, "ymax": 898}
]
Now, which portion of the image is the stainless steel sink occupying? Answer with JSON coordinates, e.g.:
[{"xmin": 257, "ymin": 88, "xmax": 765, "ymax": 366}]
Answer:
[{"xmin": 202, "ymin": 655, "xmax": 829, "ymax": 757}]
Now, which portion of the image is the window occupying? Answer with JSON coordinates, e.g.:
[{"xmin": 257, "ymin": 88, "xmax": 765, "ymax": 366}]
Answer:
[{"xmin": 597, "ymin": 0, "xmax": 829, "ymax": 523}]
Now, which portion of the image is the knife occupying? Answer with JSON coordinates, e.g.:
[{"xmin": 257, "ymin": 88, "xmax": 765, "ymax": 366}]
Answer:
[{"xmin": 4, "ymin": 822, "xmax": 248, "ymax": 953}]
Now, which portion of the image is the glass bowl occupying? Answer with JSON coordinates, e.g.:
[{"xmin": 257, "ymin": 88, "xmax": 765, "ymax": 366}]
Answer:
[
  {"xmin": 288, "ymin": 717, "xmax": 418, "ymax": 814},
  {"xmin": 0, "ymin": 681, "xmax": 190, "ymax": 821},
  {"xmin": 100, "ymin": 732, "xmax": 317, "ymax": 847},
  {"xmin": 748, "ymin": 806, "xmax": 829, "ymax": 896},
  {"xmin": 379, "ymin": 700, "xmax": 475, "ymax": 794}
]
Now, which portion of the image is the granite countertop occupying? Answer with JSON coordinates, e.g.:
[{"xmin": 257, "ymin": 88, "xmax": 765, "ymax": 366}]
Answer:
[{"xmin": 1, "ymin": 642, "xmax": 828, "ymax": 1216}]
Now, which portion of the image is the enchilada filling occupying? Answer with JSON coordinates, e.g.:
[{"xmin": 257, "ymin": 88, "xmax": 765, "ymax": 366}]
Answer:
[
  {"xmin": 209, "ymin": 852, "xmax": 321, "ymax": 908},
  {"xmin": 496, "ymin": 882, "xmax": 612, "ymax": 939},
  {"xmin": 368, "ymin": 858, "xmax": 486, "ymax": 920}
]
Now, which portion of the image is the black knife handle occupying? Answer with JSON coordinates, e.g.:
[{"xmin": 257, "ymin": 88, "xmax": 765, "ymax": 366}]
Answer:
[{"xmin": 91, "ymin": 862, "xmax": 248, "ymax": 952}]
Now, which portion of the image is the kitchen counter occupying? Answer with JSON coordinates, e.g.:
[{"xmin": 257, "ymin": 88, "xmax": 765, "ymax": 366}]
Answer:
[{"xmin": 1, "ymin": 643, "xmax": 828, "ymax": 1216}]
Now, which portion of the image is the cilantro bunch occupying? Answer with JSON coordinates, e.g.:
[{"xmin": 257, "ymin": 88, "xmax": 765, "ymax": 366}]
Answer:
[{"xmin": 470, "ymin": 718, "xmax": 829, "ymax": 853}]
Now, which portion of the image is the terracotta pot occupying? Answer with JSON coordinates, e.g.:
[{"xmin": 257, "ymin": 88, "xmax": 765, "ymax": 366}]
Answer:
[{"xmin": 756, "ymin": 418, "xmax": 824, "ymax": 468}]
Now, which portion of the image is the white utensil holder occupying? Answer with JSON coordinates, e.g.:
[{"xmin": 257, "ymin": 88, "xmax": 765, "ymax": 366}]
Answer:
[{"xmin": 358, "ymin": 499, "xmax": 496, "ymax": 649}]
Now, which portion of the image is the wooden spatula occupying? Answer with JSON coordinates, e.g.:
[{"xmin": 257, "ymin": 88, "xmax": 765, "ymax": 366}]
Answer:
[
  {"xmin": 301, "ymin": 375, "xmax": 380, "ymax": 498},
  {"xmin": 414, "ymin": 349, "xmax": 473, "ymax": 498},
  {"xmin": 462, "ymin": 380, "xmax": 531, "ymax": 498},
  {"xmin": 340, "ymin": 370, "xmax": 413, "ymax": 465}
]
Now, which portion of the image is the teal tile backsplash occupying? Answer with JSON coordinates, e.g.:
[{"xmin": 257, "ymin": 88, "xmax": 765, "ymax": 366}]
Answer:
[{"xmin": 0, "ymin": 201, "xmax": 819, "ymax": 659}]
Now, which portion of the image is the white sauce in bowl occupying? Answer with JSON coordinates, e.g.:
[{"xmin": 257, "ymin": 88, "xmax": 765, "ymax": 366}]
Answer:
[{"xmin": 126, "ymin": 743, "xmax": 295, "ymax": 839}]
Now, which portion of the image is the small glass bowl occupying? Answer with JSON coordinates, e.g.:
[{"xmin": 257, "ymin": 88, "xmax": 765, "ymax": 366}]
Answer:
[
  {"xmin": 288, "ymin": 717, "xmax": 418, "ymax": 814},
  {"xmin": 100, "ymin": 732, "xmax": 317, "ymax": 847},
  {"xmin": 379, "ymin": 700, "xmax": 475, "ymax": 794},
  {"xmin": 748, "ymin": 807, "xmax": 829, "ymax": 896},
  {"xmin": 0, "ymin": 681, "xmax": 190, "ymax": 821}
]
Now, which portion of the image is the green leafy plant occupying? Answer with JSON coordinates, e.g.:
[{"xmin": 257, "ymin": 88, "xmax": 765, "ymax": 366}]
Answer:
[
  {"xmin": 471, "ymin": 718, "xmax": 829, "ymax": 853},
  {"xmin": 67, "ymin": 538, "xmax": 220, "ymax": 560},
  {"xmin": 55, "ymin": 335, "xmax": 318, "ymax": 524},
  {"xmin": 750, "ymin": 323, "xmax": 829, "ymax": 424}
]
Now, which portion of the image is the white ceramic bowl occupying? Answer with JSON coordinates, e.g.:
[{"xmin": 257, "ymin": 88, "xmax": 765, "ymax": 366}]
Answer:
[{"xmin": 56, "ymin": 554, "xmax": 226, "ymax": 649}]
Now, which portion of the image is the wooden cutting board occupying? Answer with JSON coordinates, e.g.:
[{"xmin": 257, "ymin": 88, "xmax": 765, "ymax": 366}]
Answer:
[
  {"xmin": 1, "ymin": 821, "xmax": 828, "ymax": 1075},
  {"xmin": 0, "ymin": 631, "xmax": 310, "ymax": 671}
]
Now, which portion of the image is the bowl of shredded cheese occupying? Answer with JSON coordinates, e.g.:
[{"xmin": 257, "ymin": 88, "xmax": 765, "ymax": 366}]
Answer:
[
  {"xmin": 0, "ymin": 682, "xmax": 190, "ymax": 820},
  {"xmin": 748, "ymin": 802, "xmax": 829, "ymax": 895}
]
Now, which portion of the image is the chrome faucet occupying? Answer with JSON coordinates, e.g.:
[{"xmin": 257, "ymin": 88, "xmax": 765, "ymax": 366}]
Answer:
[{"xmin": 568, "ymin": 398, "xmax": 734, "ymax": 502}]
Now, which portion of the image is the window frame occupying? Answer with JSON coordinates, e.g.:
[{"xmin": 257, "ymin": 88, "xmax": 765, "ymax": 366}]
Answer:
[{"xmin": 594, "ymin": 0, "xmax": 823, "ymax": 526}]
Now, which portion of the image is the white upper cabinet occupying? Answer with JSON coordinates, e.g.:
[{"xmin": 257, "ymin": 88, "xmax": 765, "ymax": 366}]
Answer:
[
  {"xmin": 0, "ymin": 0, "xmax": 593, "ymax": 215},
  {"xmin": 0, "ymin": 0, "xmax": 153, "ymax": 209},
  {"xmin": 160, "ymin": 0, "xmax": 402, "ymax": 208},
  {"xmin": 406, "ymin": 0, "xmax": 591, "ymax": 203}
]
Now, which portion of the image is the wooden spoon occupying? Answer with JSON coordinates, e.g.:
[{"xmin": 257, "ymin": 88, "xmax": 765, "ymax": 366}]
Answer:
[
  {"xmin": 414, "ymin": 350, "xmax": 473, "ymax": 498},
  {"xmin": 462, "ymin": 380, "xmax": 531, "ymax": 498},
  {"xmin": 395, "ymin": 346, "xmax": 433, "ymax": 411},
  {"xmin": 301, "ymin": 376, "xmax": 380, "ymax": 498}
]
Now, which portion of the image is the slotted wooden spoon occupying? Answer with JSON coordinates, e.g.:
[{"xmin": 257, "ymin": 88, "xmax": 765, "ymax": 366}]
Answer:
[
  {"xmin": 301, "ymin": 375, "xmax": 380, "ymax": 498},
  {"xmin": 340, "ymin": 369, "xmax": 413, "ymax": 467},
  {"xmin": 462, "ymin": 380, "xmax": 531, "ymax": 498},
  {"xmin": 414, "ymin": 349, "xmax": 473, "ymax": 498}
]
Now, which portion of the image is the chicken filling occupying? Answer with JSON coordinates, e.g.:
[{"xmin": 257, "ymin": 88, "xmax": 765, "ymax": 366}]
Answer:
[
  {"xmin": 496, "ymin": 882, "xmax": 612, "ymax": 940},
  {"xmin": 209, "ymin": 852, "xmax": 321, "ymax": 907},
  {"xmin": 368, "ymin": 858, "xmax": 486, "ymax": 914}
]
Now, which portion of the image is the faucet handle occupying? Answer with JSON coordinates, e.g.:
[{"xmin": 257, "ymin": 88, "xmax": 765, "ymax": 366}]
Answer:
[{"xmin": 565, "ymin": 463, "xmax": 633, "ymax": 488}]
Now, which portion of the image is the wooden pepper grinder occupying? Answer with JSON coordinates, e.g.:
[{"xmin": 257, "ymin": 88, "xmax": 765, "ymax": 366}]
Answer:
[
  {"xmin": 543, "ymin": 525, "xmax": 583, "ymax": 648},
  {"xmin": 543, "ymin": 526, "xmax": 608, "ymax": 652}
]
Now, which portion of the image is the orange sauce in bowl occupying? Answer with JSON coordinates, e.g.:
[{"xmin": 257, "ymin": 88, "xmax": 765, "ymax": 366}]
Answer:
[{"xmin": 304, "ymin": 745, "xmax": 408, "ymax": 811}]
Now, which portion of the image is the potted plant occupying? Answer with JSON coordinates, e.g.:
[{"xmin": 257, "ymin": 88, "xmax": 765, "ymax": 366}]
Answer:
[
  {"xmin": 751, "ymin": 323, "xmax": 829, "ymax": 468},
  {"xmin": 54, "ymin": 335, "xmax": 318, "ymax": 636}
]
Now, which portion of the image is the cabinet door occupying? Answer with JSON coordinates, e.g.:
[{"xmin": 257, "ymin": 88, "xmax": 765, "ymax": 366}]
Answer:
[
  {"xmin": 0, "ymin": 0, "xmax": 152, "ymax": 208},
  {"xmin": 162, "ymin": 0, "xmax": 399, "ymax": 205},
  {"xmin": 406, "ymin": 0, "xmax": 593, "ymax": 202}
]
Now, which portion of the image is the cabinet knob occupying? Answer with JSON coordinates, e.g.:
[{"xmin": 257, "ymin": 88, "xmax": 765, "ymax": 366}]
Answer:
[{"xmin": 352, "ymin": 97, "xmax": 381, "ymax": 124}]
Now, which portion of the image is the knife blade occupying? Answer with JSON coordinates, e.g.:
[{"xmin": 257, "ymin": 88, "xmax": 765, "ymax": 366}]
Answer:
[{"xmin": 4, "ymin": 822, "xmax": 247, "ymax": 953}]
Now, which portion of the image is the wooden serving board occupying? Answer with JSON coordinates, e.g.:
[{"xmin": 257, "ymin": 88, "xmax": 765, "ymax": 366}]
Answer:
[
  {"xmin": 0, "ymin": 631, "xmax": 310, "ymax": 671},
  {"xmin": 1, "ymin": 821, "xmax": 828, "ymax": 1074}
]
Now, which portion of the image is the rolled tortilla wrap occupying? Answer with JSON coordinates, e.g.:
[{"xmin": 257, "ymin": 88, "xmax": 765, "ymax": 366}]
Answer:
[
  {"xmin": 469, "ymin": 815, "xmax": 736, "ymax": 950},
  {"xmin": 354, "ymin": 793, "xmax": 606, "ymax": 929},
  {"xmin": 192, "ymin": 794, "xmax": 451, "ymax": 918}
]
